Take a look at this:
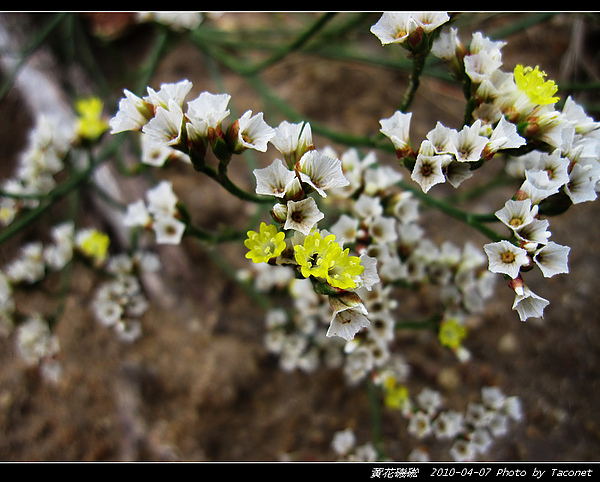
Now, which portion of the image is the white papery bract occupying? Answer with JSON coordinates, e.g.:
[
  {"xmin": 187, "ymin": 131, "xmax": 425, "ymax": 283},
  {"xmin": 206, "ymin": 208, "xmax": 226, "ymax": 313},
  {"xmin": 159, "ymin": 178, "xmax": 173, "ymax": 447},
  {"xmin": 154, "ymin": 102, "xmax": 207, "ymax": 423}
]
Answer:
[
  {"xmin": 109, "ymin": 89, "xmax": 153, "ymax": 134},
  {"xmin": 379, "ymin": 111, "xmax": 412, "ymax": 153},
  {"xmin": 512, "ymin": 284, "xmax": 550, "ymax": 321},
  {"xmin": 142, "ymin": 99, "xmax": 185, "ymax": 149},
  {"xmin": 270, "ymin": 120, "xmax": 314, "ymax": 167},
  {"xmin": 283, "ymin": 197, "xmax": 324, "ymax": 235},
  {"xmin": 236, "ymin": 110, "xmax": 275, "ymax": 152},
  {"xmin": 144, "ymin": 79, "xmax": 193, "ymax": 109}
]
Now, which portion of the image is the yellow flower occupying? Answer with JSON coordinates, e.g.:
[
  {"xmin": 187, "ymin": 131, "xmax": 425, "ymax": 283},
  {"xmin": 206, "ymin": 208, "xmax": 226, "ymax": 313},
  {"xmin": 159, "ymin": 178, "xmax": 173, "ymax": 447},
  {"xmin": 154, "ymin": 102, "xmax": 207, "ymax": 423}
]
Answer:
[
  {"xmin": 438, "ymin": 317, "xmax": 467, "ymax": 350},
  {"xmin": 294, "ymin": 230, "xmax": 337, "ymax": 279},
  {"xmin": 513, "ymin": 65, "xmax": 559, "ymax": 106},
  {"xmin": 382, "ymin": 374, "xmax": 410, "ymax": 410},
  {"xmin": 244, "ymin": 222, "xmax": 286, "ymax": 264},
  {"xmin": 324, "ymin": 245, "xmax": 364, "ymax": 290},
  {"xmin": 75, "ymin": 97, "xmax": 109, "ymax": 141},
  {"xmin": 78, "ymin": 229, "xmax": 110, "ymax": 263}
]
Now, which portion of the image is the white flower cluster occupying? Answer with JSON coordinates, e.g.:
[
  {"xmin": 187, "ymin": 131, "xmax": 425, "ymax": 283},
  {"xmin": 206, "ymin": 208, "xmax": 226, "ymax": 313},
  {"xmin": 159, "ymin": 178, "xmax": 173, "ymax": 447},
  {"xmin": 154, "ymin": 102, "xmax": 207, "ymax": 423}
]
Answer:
[
  {"xmin": 331, "ymin": 427, "xmax": 378, "ymax": 462},
  {"xmin": 109, "ymin": 79, "xmax": 275, "ymax": 162},
  {"xmin": 91, "ymin": 251, "xmax": 160, "ymax": 342},
  {"xmin": 400, "ymin": 386, "xmax": 523, "ymax": 462},
  {"xmin": 374, "ymin": 15, "xmax": 600, "ymax": 322},
  {"xmin": 0, "ymin": 114, "xmax": 75, "ymax": 226},
  {"xmin": 122, "ymin": 180, "xmax": 186, "ymax": 245}
]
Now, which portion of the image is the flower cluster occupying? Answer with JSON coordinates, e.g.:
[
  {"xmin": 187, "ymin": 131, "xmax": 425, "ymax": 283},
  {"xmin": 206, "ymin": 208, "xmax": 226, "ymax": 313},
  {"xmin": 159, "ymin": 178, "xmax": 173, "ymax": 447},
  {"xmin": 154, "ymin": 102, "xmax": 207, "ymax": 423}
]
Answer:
[
  {"xmin": 371, "ymin": 380, "xmax": 523, "ymax": 462},
  {"xmin": 376, "ymin": 17, "xmax": 600, "ymax": 322},
  {"xmin": 0, "ymin": 113, "xmax": 75, "ymax": 226},
  {"xmin": 109, "ymin": 79, "xmax": 275, "ymax": 167},
  {"xmin": 91, "ymin": 251, "xmax": 160, "ymax": 342},
  {"xmin": 122, "ymin": 180, "xmax": 186, "ymax": 245},
  {"xmin": 331, "ymin": 427, "xmax": 378, "ymax": 462}
]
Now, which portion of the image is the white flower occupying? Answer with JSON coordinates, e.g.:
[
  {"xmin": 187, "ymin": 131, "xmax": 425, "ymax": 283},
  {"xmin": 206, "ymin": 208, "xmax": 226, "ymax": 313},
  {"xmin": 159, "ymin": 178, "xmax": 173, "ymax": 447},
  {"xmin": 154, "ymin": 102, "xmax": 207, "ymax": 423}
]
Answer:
[
  {"xmin": 6, "ymin": 242, "xmax": 45, "ymax": 284},
  {"xmin": 15, "ymin": 314, "xmax": 59, "ymax": 366},
  {"xmin": 141, "ymin": 99, "xmax": 185, "ymax": 149},
  {"xmin": 236, "ymin": 110, "xmax": 275, "ymax": 152},
  {"xmin": 253, "ymin": 158, "xmax": 297, "ymax": 198},
  {"xmin": 371, "ymin": 12, "xmax": 449, "ymax": 46},
  {"xmin": 483, "ymin": 240, "xmax": 530, "ymax": 279},
  {"xmin": 270, "ymin": 120, "xmax": 313, "ymax": 167},
  {"xmin": 185, "ymin": 91, "xmax": 231, "ymax": 140},
  {"xmin": 411, "ymin": 150, "xmax": 447, "ymax": 193},
  {"xmin": 327, "ymin": 293, "xmax": 371, "ymax": 341},
  {"xmin": 331, "ymin": 428, "xmax": 356, "ymax": 456},
  {"xmin": 109, "ymin": 89, "xmax": 154, "ymax": 134},
  {"xmin": 432, "ymin": 410, "xmax": 465, "ymax": 440},
  {"xmin": 356, "ymin": 254, "xmax": 380, "ymax": 292},
  {"xmin": 283, "ymin": 197, "xmax": 324, "ymax": 235},
  {"xmin": 431, "ymin": 26, "xmax": 462, "ymax": 61},
  {"xmin": 481, "ymin": 386, "xmax": 506, "ymax": 410},
  {"xmin": 144, "ymin": 79, "xmax": 193, "ymax": 109},
  {"xmin": 123, "ymin": 199, "xmax": 151, "ymax": 228},
  {"xmin": 363, "ymin": 165, "xmax": 403, "ymax": 195},
  {"xmin": 353, "ymin": 194, "xmax": 383, "ymax": 220},
  {"xmin": 533, "ymin": 241, "xmax": 570, "ymax": 278},
  {"xmin": 408, "ymin": 410, "xmax": 433, "ymax": 439},
  {"xmin": 330, "ymin": 214, "xmax": 360, "ymax": 247},
  {"xmin": 453, "ymin": 120, "xmax": 489, "ymax": 162},
  {"xmin": 514, "ymin": 217, "xmax": 551, "ymax": 245},
  {"xmin": 512, "ymin": 284, "xmax": 549, "ymax": 321},
  {"xmin": 379, "ymin": 111, "xmax": 412, "ymax": 153},
  {"xmin": 426, "ymin": 122, "xmax": 459, "ymax": 157},
  {"xmin": 450, "ymin": 439, "xmax": 476, "ymax": 462},
  {"xmin": 495, "ymin": 198, "xmax": 538, "ymax": 232},
  {"xmin": 297, "ymin": 150, "xmax": 349, "ymax": 197},
  {"xmin": 146, "ymin": 180, "xmax": 179, "ymax": 218},
  {"xmin": 367, "ymin": 215, "xmax": 398, "ymax": 244},
  {"xmin": 464, "ymin": 49, "xmax": 503, "ymax": 84},
  {"xmin": 416, "ymin": 387, "xmax": 443, "ymax": 415},
  {"xmin": 487, "ymin": 116, "xmax": 526, "ymax": 152},
  {"xmin": 565, "ymin": 162, "xmax": 599, "ymax": 204},
  {"xmin": 152, "ymin": 215, "xmax": 186, "ymax": 245}
]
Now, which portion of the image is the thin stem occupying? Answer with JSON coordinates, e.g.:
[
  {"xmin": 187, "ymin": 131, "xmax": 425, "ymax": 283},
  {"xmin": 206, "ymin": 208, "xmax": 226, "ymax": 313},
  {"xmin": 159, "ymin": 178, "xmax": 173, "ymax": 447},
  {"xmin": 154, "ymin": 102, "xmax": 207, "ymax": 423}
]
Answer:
[
  {"xmin": 366, "ymin": 378, "xmax": 386, "ymax": 460},
  {"xmin": 399, "ymin": 52, "xmax": 428, "ymax": 113}
]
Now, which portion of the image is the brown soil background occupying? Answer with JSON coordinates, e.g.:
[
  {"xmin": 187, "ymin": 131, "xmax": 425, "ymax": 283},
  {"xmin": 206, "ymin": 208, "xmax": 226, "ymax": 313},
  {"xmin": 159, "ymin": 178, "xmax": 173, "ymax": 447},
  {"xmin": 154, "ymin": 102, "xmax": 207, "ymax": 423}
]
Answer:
[{"xmin": 1, "ymin": 12, "xmax": 600, "ymax": 462}]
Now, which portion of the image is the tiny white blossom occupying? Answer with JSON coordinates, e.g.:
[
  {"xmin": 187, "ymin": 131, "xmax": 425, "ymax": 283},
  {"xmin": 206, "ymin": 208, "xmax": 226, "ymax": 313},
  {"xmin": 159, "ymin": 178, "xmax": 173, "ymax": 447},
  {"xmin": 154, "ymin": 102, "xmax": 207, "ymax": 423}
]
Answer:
[
  {"xmin": 270, "ymin": 120, "xmax": 314, "ymax": 167},
  {"xmin": 327, "ymin": 293, "xmax": 371, "ymax": 341},
  {"xmin": 379, "ymin": 111, "xmax": 412, "ymax": 153},
  {"xmin": 283, "ymin": 197, "xmax": 324, "ymax": 235},
  {"xmin": 109, "ymin": 89, "xmax": 153, "ymax": 134},
  {"xmin": 565, "ymin": 162, "xmax": 599, "ymax": 204},
  {"xmin": 144, "ymin": 79, "xmax": 193, "ymax": 109},
  {"xmin": 142, "ymin": 99, "xmax": 185, "ymax": 149},
  {"xmin": 495, "ymin": 198, "xmax": 538, "ymax": 232},
  {"xmin": 253, "ymin": 158, "xmax": 297, "ymax": 198},
  {"xmin": 236, "ymin": 110, "xmax": 275, "ymax": 152},
  {"xmin": 432, "ymin": 410, "xmax": 465, "ymax": 440},
  {"xmin": 186, "ymin": 91, "xmax": 231, "ymax": 140},
  {"xmin": 512, "ymin": 285, "xmax": 550, "ymax": 321},
  {"xmin": 331, "ymin": 428, "xmax": 356, "ymax": 456},
  {"xmin": 297, "ymin": 150, "xmax": 349, "ymax": 197},
  {"xmin": 123, "ymin": 199, "xmax": 152, "ymax": 228},
  {"xmin": 533, "ymin": 241, "xmax": 570, "ymax": 278},
  {"xmin": 483, "ymin": 240, "xmax": 530, "ymax": 279},
  {"xmin": 330, "ymin": 214, "xmax": 360, "ymax": 247},
  {"xmin": 152, "ymin": 215, "xmax": 186, "ymax": 245},
  {"xmin": 15, "ymin": 314, "xmax": 59, "ymax": 366},
  {"xmin": 146, "ymin": 180, "xmax": 179, "ymax": 218},
  {"xmin": 411, "ymin": 150, "xmax": 447, "ymax": 193},
  {"xmin": 408, "ymin": 410, "xmax": 433, "ymax": 439},
  {"xmin": 453, "ymin": 120, "xmax": 489, "ymax": 162}
]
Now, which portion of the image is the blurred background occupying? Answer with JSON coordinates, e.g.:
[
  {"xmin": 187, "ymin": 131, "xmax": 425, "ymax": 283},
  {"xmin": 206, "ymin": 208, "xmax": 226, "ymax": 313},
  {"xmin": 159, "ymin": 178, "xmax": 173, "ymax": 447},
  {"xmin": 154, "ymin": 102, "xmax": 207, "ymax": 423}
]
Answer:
[{"xmin": 1, "ymin": 12, "xmax": 600, "ymax": 461}]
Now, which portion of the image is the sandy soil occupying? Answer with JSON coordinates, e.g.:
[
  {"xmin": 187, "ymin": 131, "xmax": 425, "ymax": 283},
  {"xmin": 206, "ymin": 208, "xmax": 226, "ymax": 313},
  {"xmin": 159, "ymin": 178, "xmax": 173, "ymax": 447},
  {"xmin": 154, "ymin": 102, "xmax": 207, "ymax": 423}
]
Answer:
[{"xmin": 1, "ymin": 12, "xmax": 600, "ymax": 462}]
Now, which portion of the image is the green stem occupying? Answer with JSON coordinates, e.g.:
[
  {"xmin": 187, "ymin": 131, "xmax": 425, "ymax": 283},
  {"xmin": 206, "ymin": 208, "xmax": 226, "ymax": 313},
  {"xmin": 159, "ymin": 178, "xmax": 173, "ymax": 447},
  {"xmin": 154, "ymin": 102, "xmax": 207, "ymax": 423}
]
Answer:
[
  {"xmin": 366, "ymin": 378, "xmax": 385, "ymax": 460},
  {"xmin": 399, "ymin": 52, "xmax": 428, "ymax": 113}
]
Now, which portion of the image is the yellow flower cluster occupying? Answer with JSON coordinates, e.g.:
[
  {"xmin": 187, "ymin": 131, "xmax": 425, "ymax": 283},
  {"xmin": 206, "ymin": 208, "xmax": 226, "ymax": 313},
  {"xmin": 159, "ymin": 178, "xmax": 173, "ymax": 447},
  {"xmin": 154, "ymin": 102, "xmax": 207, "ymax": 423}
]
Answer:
[
  {"xmin": 244, "ymin": 225, "xmax": 364, "ymax": 291},
  {"xmin": 294, "ymin": 231, "xmax": 364, "ymax": 291},
  {"xmin": 438, "ymin": 317, "xmax": 467, "ymax": 350}
]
